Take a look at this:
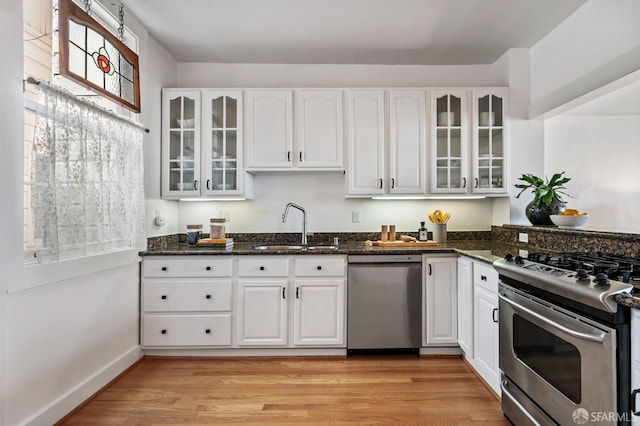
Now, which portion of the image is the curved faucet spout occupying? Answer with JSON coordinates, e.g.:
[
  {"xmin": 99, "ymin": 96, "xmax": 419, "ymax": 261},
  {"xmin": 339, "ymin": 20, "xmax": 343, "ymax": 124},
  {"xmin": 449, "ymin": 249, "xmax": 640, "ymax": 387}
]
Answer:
[{"xmin": 282, "ymin": 203, "xmax": 307, "ymax": 245}]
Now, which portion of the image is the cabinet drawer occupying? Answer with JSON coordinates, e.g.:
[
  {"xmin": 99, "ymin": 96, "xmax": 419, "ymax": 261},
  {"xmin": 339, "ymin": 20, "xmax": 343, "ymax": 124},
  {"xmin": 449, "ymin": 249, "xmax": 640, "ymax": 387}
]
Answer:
[
  {"xmin": 142, "ymin": 314, "xmax": 231, "ymax": 347},
  {"xmin": 473, "ymin": 262, "xmax": 499, "ymax": 293},
  {"xmin": 143, "ymin": 280, "xmax": 232, "ymax": 312},
  {"xmin": 143, "ymin": 258, "xmax": 232, "ymax": 278},
  {"xmin": 238, "ymin": 257, "xmax": 289, "ymax": 277},
  {"xmin": 295, "ymin": 257, "xmax": 345, "ymax": 276}
]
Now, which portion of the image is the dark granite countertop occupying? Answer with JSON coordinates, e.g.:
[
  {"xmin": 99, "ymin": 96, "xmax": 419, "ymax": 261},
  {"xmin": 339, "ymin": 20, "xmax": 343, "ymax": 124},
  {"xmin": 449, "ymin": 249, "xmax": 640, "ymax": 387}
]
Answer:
[{"xmin": 140, "ymin": 240, "xmax": 516, "ymax": 265}]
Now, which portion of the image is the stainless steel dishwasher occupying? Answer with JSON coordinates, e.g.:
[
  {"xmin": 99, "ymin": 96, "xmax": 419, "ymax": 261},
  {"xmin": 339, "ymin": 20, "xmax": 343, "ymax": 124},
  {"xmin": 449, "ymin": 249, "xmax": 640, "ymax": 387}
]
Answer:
[{"xmin": 347, "ymin": 254, "xmax": 422, "ymax": 354}]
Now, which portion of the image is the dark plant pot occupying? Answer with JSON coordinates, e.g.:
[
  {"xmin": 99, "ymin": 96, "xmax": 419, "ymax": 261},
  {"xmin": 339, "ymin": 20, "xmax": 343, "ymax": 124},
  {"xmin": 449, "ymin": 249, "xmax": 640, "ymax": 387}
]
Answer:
[{"xmin": 525, "ymin": 198, "xmax": 567, "ymax": 225}]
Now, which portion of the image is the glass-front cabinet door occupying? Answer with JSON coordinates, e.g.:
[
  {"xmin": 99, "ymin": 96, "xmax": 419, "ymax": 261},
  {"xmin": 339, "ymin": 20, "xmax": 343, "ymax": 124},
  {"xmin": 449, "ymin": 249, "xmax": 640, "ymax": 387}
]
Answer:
[
  {"xmin": 431, "ymin": 90, "xmax": 468, "ymax": 193},
  {"xmin": 162, "ymin": 90, "xmax": 201, "ymax": 198},
  {"xmin": 202, "ymin": 91, "xmax": 243, "ymax": 195},
  {"xmin": 472, "ymin": 89, "xmax": 508, "ymax": 194}
]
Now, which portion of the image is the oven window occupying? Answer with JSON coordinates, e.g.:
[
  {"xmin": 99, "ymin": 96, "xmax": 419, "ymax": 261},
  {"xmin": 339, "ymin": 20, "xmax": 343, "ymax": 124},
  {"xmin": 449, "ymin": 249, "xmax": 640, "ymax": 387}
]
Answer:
[{"xmin": 513, "ymin": 314, "xmax": 581, "ymax": 403}]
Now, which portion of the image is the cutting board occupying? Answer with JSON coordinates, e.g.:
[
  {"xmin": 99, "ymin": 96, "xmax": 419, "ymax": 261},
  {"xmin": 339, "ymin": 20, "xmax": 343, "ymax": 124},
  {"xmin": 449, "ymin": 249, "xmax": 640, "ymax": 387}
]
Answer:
[{"xmin": 372, "ymin": 240, "xmax": 438, "ymax": 247}]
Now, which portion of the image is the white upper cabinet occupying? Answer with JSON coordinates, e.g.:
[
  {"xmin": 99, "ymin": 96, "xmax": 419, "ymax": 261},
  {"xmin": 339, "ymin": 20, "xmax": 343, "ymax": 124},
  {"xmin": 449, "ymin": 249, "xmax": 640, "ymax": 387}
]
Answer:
[
  {"xmin": 471, "ymin": 88, "xmax": 508, "ymax": 194},
  {"xmin": 246, "ymin": 89, "xmax": 343, "ymax": 171},
  {"xmin": 346, "ymin": 90, "xmax": 386, "ymax": 195},
  {"xmin": 389, "ymin": 90, "xmax": 427, "ymax": 194},
  {"xmin": 245, "ymin": 90, "xmax": 294, "ymax": 169},
  {"xmin": 201, "ymin": 90, "xmax": 244, "ymax": 196},
  {"xmin": 430, "ymin": 90, "xmax": 469, "ymax": 193},
  {"xmin": 346, "ymin": 89, "xmax": 427, "ymax": 197},
  {"xmin": 162, "ymin": 90, "xmax": 201, "ymax": 198},
  {"xmin": 296, "ymin": 90, "xmax": 343, "ymax": 169},
  {"xmin": 162, "ymin": 89, "xmax": 251, "ymax": 199}
]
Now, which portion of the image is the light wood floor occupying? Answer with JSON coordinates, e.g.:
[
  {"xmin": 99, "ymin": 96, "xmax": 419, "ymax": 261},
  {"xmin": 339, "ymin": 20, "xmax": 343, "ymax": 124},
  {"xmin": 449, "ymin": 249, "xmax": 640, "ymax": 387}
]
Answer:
[{"xmin": 60, "ymin": 355, "xmax": 510, "ymax": 425}]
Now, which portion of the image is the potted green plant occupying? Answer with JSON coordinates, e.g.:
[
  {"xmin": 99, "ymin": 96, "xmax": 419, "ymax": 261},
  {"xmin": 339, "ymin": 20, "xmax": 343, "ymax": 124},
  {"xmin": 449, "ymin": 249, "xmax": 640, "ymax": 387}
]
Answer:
[{"xmin": 514, "ymin": 172, "xmax": 571, "ymax": 225}]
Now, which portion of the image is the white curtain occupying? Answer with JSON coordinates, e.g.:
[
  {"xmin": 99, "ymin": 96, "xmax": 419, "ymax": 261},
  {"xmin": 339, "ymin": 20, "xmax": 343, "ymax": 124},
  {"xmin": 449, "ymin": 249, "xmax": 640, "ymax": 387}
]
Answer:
[{"xmin": 30, "ymin": 81, "xmax": 145, "ymax": 263}]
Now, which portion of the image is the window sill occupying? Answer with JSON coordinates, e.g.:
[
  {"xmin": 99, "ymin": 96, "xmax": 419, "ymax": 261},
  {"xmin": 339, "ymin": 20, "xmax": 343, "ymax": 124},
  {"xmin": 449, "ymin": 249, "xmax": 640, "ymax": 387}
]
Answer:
[{"xmin": 10, "ymin": 248, "xmax": 141, "ymax": 294}]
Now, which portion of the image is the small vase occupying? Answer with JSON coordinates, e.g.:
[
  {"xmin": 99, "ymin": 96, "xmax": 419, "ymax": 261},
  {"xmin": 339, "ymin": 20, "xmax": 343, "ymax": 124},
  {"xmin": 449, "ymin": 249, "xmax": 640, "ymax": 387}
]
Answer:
[{"xmin": 525, "ymin": 197, "xmax": 566, "ymax": 226}]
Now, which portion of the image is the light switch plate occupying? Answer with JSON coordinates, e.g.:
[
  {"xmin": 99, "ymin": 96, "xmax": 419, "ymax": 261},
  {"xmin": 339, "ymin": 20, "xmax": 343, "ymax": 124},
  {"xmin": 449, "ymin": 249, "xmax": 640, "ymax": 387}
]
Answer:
[
  {"xmin": 352, "ymin": 210, "xmax": 361, "ymax": 223},
  {"xmin": 518, "ymin": 233, "xmax": 529, "ymax": 243}
]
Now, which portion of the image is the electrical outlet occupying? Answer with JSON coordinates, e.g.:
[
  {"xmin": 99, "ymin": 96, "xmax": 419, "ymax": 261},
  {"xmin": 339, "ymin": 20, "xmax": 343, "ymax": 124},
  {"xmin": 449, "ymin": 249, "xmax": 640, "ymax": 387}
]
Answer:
[
  {"xmin": 519, "ymin": 249, "xmax": 529, "ymax": 258},
  {"xmin": 518, "ymin": 232, "xmax": 529, "ymax": 243},
  {"xmin": 352, "ymin": 210, "xmax": 361, "ymax": 223}
]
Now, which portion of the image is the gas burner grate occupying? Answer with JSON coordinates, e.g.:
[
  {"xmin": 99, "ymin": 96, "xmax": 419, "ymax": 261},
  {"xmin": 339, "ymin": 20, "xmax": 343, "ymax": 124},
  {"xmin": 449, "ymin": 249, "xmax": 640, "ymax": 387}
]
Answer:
[{"xmin": 526, "ymin": 251, "xmax": 640, "ymax": 284}]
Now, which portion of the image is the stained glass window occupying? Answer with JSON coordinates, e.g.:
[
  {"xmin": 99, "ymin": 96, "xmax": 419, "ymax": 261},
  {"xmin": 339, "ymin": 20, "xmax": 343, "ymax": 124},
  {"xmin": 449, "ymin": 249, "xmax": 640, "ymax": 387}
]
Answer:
[{"xmin": 55, "ymin": 0, "xmax": 140, "ymax": 112}]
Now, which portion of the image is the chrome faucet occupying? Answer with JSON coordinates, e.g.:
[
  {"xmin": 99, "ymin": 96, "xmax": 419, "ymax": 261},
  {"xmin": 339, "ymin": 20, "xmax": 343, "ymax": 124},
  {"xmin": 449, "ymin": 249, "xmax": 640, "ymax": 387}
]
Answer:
[{"xmin": 282, "ymin": 202, "xmax": 307, "ymax": 245}]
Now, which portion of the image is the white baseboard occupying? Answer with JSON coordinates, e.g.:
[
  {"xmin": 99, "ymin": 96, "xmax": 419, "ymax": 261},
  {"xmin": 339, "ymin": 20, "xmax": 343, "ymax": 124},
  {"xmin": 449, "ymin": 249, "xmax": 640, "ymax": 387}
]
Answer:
[
  {"xmin": 419, "ymin": 346, "xmax": 463, "ymax": 356},
  {"xmin": 25, "ymin": 345, "xmax": 143, "ymax": 426},
  {"xmin": 144, "ymin": 347, "xmax": 347, "ymax": 357}
]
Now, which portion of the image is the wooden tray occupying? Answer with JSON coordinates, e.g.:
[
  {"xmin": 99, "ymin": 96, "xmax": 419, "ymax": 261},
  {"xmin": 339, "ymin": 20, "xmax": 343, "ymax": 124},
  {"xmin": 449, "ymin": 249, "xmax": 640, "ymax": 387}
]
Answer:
[
  {"xmin": 372, "ymin": 240, "xmax": 438, "ymax": 247},
  {"xmin": 196, "ymin": 238, "xmax": 233, "ymax": 247}
]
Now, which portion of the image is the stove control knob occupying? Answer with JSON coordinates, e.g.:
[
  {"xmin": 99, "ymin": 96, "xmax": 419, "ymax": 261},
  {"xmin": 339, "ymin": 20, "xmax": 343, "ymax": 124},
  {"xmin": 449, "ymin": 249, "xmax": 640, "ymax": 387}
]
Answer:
[
  {"xmin": 576, "ymin": 268, "xmax": 590, "ymax": 281},
  {"xmin": 593, "ymin": 273, "xmax": 610, "ymax": 286},
  {"xmin": 504, "ymin": 254, "xmax": 514, "ymax": 262},
  {"xmin": 515, "ymin": 255, "xmax": 525, "ymax": 265}
]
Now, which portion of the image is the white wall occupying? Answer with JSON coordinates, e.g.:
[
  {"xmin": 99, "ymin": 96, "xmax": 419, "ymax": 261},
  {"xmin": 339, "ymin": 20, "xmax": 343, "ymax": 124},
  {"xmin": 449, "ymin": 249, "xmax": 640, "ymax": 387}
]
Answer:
[
  {"xmin": 178, "ymin": 173, "xmax": 497, "ymax": 233},
  {"xmin": 544, "ymin": 115, "xmax": 640, "ymax": 231},
  {"xmin": 530, "ymin": 0, "xmax": 640, "ymax": 118},
  {"xmin": 166, "ymin": 61, "xmax": 525, "ymax": 233},
  {"xmin": 530, "ymin": 0, "xmax": 640, "ymax": 231},
  {"xmin": 0, "ymin": 0, "xmax": 25, "ymax": 423},
  {"xmin": 143, "ymin": 36, "xmax": 180, "ymax": 239},
  {"xmin": 493, "ymin": 49, "xmax": 545, "ymax": 224},
  {"xmin": 1, "ymin": 4, "xmax": 172, "ymax": 425}
]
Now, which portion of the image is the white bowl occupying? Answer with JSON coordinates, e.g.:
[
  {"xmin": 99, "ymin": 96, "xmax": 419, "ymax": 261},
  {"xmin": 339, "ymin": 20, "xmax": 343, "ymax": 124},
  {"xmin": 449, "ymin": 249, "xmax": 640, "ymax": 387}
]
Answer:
[{"xmin": 550, "ymin": 214, "xmax": 590, "ymax": 228}]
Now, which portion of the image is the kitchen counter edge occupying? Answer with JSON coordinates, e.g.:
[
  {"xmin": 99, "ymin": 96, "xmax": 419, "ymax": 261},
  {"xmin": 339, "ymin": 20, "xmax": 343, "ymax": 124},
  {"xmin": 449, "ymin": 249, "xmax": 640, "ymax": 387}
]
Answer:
[{"xmin": 139, "ymin": 241, "xmax": 508, "ymax": 265}]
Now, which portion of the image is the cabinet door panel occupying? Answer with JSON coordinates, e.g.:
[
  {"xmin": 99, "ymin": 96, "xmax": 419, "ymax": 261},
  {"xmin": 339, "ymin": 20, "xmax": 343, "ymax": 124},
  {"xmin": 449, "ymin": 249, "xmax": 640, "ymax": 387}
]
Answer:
[
  {"xmin": 295, "ymin": 256, "xmax": 345, "ymax": 277},
  {"xmin": 142, "ymin": 314, "xmax": 231, "ymax": 347},
  {"xmin": 389, "ymin": 90, "xmax": 426, "ymax": 194},
  {"xmin": 143, "ymin": 280, "xmax": 232, "ymax": 312},
  {"xmin": 296, "ymin": 90, "xmax": 343, "ymax": 168},
  {"xmin": 424, "ymin": 256, "xmax": 458, "ymax": 345},
  {"xmin": 246, "ymin": 90, "xmax": 293, "ymax": 168},
  {"xmin": 346, "ymin": 90, "xmax": 385, "ymax": 195},
  {"xmin": 162, "ymin": 90, "xmax": 201, "ymax": 198},
  {"xmin": 237, "ymin": 280, "xmax": 288, "ymax": 345},
  {"xmin": 293, "ymin": 279, "xmax": 345, "ymax": 346},
  {"xmin": 457, "ymin": 257, "xmax": 473, "ymax": 356},
  {"xmin": 471, "ymin": 89, "xmax": 508, "ymax": 194},
  {"xmin": 143, "ymin": 258, "xmax": 232, "ymax": 278},
  {"xmin": 238, "ymin": 257, "xmax": 289, "ymax": 277},
  {"xmin": 202, "ymin": 91, "xmax": 243, "ymax": 195},
  {"xmin": 473, "ymin": 285, "xmax": 500, "ymax": 394},
  {"xmin": 431, "ymin": 90, "xmax": 468, "ymax": 193}
]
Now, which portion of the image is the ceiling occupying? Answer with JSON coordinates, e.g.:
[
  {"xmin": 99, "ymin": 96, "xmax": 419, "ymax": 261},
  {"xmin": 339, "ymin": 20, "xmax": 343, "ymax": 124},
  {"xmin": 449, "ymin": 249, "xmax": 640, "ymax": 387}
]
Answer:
[{"xmin": 122, "ymin": 0, "xmax": 586, "ymax": 65}]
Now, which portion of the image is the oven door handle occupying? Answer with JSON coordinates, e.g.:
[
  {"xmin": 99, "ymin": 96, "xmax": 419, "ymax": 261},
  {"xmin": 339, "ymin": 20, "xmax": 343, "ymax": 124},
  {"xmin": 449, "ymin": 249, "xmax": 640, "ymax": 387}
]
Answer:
[{"xmin": 499, "ymin": 293, "xmax": 606, "ymax": 343}]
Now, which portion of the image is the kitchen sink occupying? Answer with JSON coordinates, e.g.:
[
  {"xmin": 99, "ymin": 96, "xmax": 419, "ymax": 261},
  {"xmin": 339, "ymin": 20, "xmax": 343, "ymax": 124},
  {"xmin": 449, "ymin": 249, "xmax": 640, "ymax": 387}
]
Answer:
[
  {"xmin": 252, "ymin": 245, "xmax": 304, "ymax": 250},
  {"xmin": 306, "ymin": 245, "xmax": 339, "ymax": 251},
  {"xmin": 251, "ymin": 244, "xmax": 338, "ymax": 251}
]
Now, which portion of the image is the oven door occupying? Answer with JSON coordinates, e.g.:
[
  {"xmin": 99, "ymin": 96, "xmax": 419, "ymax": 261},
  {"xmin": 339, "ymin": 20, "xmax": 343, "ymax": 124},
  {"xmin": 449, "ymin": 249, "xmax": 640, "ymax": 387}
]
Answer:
[{"xmin": 499, "ymin": 284, "xmax": 618, "ymax": 426}]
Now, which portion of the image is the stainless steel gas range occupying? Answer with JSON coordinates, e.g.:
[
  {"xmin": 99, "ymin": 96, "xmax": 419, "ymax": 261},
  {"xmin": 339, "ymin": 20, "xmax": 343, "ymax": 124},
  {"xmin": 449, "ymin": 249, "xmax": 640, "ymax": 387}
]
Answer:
[{"xmin": 494, "ymin": 252, "xmax": 635, "ymax": 426}]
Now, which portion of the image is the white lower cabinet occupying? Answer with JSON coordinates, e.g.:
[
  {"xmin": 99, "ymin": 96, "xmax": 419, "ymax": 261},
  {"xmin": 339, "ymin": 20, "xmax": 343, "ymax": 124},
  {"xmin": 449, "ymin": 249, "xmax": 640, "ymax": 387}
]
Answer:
[
  {"xmin": 293, "ymin": 256, "xmax": 346, "ymax": 345},
  {"xmin": 470, "ymin": 260, "xmax": 500, "ymax": 394},
  {"xmin": 141, "ymin": 257, "xmax": 234, "ymax": 348},
  {"xmin": 237, "ymin": 257, "xmax": 290, "ymax": 346},
  {"xmin": 236, "ymin": 256, "xmax": 346, "ymax": 348},
  {"xmin": 423, "ymin": 254, "xmax": 458, "ymax": 346},
  {"xmin": 457, "ymin": 256, "xmax": 473, "ymax": 356}
]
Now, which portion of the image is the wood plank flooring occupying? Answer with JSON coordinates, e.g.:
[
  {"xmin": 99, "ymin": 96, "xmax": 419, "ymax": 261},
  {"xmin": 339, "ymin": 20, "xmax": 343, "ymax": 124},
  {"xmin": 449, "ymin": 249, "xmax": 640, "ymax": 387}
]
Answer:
[{"xmin": 60, "ymin": 355, "xmax": 510, "ymax": 425}]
